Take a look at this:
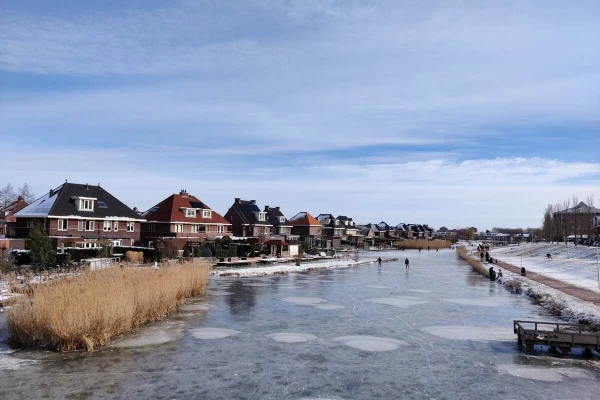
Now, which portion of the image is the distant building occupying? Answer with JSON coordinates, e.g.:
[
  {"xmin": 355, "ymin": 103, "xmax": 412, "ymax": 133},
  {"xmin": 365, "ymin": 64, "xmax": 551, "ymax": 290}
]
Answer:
[
  {"xmin": 317, "ymin": 214, "xmax": 346, "ymax": 249},
  {"xmin": 0, "ymin": 196, "xmax": 28, "ymax": 237},
  {"xmin": 14, "ymin": 182, "xmax": 144, "ymax": 248},
  {"xmin": 553, "ymin": 202, "xmax": 600, "ymax": 242},
  {"xmin": 288, "ymin": 212, "xmax": 322, "ymax": 248}
]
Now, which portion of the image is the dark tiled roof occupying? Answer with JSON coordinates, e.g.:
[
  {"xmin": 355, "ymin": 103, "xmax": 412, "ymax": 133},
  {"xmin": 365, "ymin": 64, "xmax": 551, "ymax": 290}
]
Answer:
[
  {"xmin": 229, "ymin": 200, "xmax": 272, "ymax": 226},
  {"xmin": 33, "ymin": 183, "xmax": 142, "ymax": 219}
]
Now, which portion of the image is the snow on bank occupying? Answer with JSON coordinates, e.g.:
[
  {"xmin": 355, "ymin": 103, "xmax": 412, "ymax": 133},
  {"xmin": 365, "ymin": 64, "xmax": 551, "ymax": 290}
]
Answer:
[
  {"xmin": 499, "ymin": 269, "xmax": 600, "ymax": 328},
  {"xmin": 491, "ymin": 243, "xmax": 600, "ymax": 294},
  {"xmin": 212, "ymin": 258, "xmax": 396, "ymax": 277}
]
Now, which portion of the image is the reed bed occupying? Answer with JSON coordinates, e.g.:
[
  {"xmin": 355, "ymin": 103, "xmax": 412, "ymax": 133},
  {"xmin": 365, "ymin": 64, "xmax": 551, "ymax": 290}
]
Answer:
[
  {"xmin": 396, "ymin": 240, "xmax": 451, "ymax": 250},
  {"xmin": 7, "ymin": 260, "xmax": 209, "ymax": 351},
  {"xmin": 456, "ymin": 246, "xmax": 489, "ymax": 277}
]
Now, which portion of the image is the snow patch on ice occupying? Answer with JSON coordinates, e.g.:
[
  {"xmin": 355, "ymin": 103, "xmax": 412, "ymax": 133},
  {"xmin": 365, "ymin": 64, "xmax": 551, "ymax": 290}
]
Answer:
[
  {"xmin": 265, "ymin": 332, "xmax": 317, "ymax": 343},
  {"xmin": 333, "ymin": 336, "xmax": 408, "ymax": 352},
  {"xmin": 497, "ymin": 364, "xmax": 593, "ymax": 382},
  {"xmin": 367, "ymin": 297, "xmax": 429, "ymax": 308},
  {"xmin": 421, "ymin": 325, "xmax": 514, "ymax": 341},
  {"xmin": 282, "ymin": 297, "xmax": 328, "ymax": 306},
  {"xmin": 0, "ymin": 355, "xmax": 39, "ymax": 371},
  {"xmin": 180, "ymin": 303, "xmax": 216, "ymax": 312},
  {"xmin": 313, "ymin": 304, "xmax": 345, "ymax": 310},
  {"xmin": 206, "ymin": 290, "xmax": 233, "ymax": 296},
  {"xmin": 367, "ymin": 285, "xmax": 391, "ymax": 289},
  {"xmin": 112, "ymin": 322, "xmax": 184, "ymax": 348},
  {"xmin": 190, "ymin": 328, "xmax": 241, "ymax": 340},
  {"xmin": 406, "ymin": 289, "xmax": 433, "ymax": 293}
]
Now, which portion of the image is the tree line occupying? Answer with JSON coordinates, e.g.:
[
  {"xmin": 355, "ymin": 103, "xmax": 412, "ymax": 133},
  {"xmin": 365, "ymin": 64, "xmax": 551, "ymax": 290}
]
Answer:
[{"xmin": 0, "ymin": 183, "xmax": 36, "ymax": 208}]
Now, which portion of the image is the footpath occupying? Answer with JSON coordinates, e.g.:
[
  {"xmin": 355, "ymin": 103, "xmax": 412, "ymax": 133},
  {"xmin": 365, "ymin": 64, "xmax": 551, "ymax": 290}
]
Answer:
[{"xmin": 494, "ymin": 258, "xmax": 600, "ymax": 307}]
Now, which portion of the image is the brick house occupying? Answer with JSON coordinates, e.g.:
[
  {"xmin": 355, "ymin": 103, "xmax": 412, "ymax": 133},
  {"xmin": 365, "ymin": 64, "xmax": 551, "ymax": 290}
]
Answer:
[
  {"xmin": 317, "ymin": 214, "xmax": 346, "ymax": 249},
  {"xmin": 140, "ymin": 190, "xmax": 232, "ymax": 250},
  {"xmin": 337, "ymin": 215, "xmax": 363, "ymax": 247},
  {"xmin": 0, "ymin": 196, "xmax": 28, "ymax": 237},
  {"xmin": 288, "ymin": 212, "xmax": 323, "ymax": 248},
  {"xmin": 223, "ymin": 198, "xmax": 273, "ymax": 240},
  {"xmin": 264, "ymin": 206, "xmax": 295, "ymax": 239},
  {"xmin": 14, "ymin": 182, "xmax": 144, "ymax": 248}
]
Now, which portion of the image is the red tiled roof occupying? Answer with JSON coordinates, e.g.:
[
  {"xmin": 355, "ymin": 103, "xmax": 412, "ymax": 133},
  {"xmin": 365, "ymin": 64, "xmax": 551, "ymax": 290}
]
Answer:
[
  {"xmin": 288, "ymin": 212, "xmax": 321, "ymax": 226},
  {"xmin": 264, "ymin": 239, "xmax": 288, "ymax": 246},
  {"xmin": 143, "ymin": 193, "xmax": 231, "ymax": 225}
]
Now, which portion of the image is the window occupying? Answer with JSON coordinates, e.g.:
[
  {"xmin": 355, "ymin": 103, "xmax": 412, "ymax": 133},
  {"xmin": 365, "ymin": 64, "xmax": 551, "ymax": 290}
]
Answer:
[
  {"xmin": 185, "ymin": 209, "xmax": 196, "ymax": 217},
  {"xmin": 279, "ymin": 216, "xmax": 285, "ymax": 223},
  {"xmin": 191, "ymin": 224, "xmax": 200, "ymax": 233},
  {"xmin": 148, "ymin": 223, "xmax": 155, "ymax": 233},
  {"xmin": 78, "ymin": 221, "xmax": 84, "ymax": 231},
  {"xmin": 26, "ymin": 221, "xmax": 34, "ymax": 228},
  {"xmin": 174, "ymin": 224, "xmax": 184, "ymax": 233},
  {"xmin": 103, "ymin": 221, "xmax": 111, "ymax": 231},
  {"xmin": 263, "ymin": 226, "xmax": 270, "ymax": 234},
  {"xmin": 97, "ymin": 201, "xmax": 108, "ymax": 208},
  {"xmin": 217, "ymin": 225, "xmax": 224, "ymax": 233},
  {"xmin": 114, "ymin": 221, "xmax": 119, "ymax": 231},
  {"xmin": 127, "ymin": 222, "xmax": 134, "ymax": 232},
  {"xmin": 202, "ymin": 210, "xmax": 212, "ymax": 218},
  {"xmin": 85, "ymin": 220, "xmax": 94, "ymax": 231},
  {"xmin": 258, "ymin": 212, "xmax": 266, "ymax": 221},
  {"xmin": 79, "ymin": 199, "xmax": 94, "ymax": 211},
  {"xmin": 58, "ymin": 219, "xmax": 68, "ymax": 231}
]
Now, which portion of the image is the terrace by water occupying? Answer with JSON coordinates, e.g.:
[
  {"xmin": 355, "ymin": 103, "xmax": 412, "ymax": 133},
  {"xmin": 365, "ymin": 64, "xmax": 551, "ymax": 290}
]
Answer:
[{"xmin": 1, "ymin": 250, "xmax": 599, "ymax": 399}]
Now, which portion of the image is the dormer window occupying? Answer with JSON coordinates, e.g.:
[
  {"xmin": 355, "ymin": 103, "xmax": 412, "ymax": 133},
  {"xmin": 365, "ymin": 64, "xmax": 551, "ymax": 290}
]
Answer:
[
  {"xmin": 202, "ymin": 210, "xmax": 212, "ymax": 219},
  {"xmin": 79, "ymin": 198, "xmax": 94, "ymax": 211},
  {"xmin": 257, "ymin": 212, "xmax": 266, "ymax": 221},
  {"xmin": 185, "ymin": 209, "xmax": 196, "ymax": 217},
  {"xmin": 279, "ymin": 216, "xmax": 285, "ymax": 223}
]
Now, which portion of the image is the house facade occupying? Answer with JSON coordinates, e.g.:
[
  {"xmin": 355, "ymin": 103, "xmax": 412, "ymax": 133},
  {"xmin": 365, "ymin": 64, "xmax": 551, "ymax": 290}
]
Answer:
[
  {"xmin": 337, "ymin": 216, "xmax": 363, "ymax": 246},
  {"xmin": 0, "ymin": 196, "xmax": 28, "ymax": 237},
  {"xmin": 553, "ymin": 202, "xmax": 600, "ymax": 243},
  {"xmin": 317, "ymin": 214, "xmax": 345, "ymax": 249},
  {"xmin": 14, "ymin": 182, "xmax": 144, "ymax": 248},
  {"xmin": 288, "ymin": 212, "xmax": 322, "ymax": 248},
  {"xmin": 264, "ymin": 206, "xmax": 295, "ymax": 239},
  {"xmin": 140, "ymin": 190, "xmax": 232, "ymax": 250},
  {"xmin": 223, "ymin": 198, "xmax": 273, "ymax": 240}
]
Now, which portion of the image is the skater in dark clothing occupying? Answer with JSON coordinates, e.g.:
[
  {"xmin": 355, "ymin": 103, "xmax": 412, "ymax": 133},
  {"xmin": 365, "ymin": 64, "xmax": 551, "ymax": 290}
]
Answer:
[
  {"xmin": 405, "ymin": 258, "xmax": 409, "ymax": 268},
  {"xmin": 436, "ymin": 248, "xmax": 439, "ymax": 252},
  {"xmin": 377, "ymin": 257, "xmax": 382, "ymax": 267},
  {"xmin": 480, "ymin": 252, "xmax": 484, "ymax": 262},
  {"xmin": 521, "ymin": 267, "xmax": 526, "ymax": 276},
  {"xmin": 488, "ymin": 266, "xmax": 496, "ymax": 281},
  {"xmin": 418, "ymin": 247, "xmax": 421, "ymax": 252},
  {"xmin": 485, "ymin": 251, "xmax": 490, "ymax": 262}
]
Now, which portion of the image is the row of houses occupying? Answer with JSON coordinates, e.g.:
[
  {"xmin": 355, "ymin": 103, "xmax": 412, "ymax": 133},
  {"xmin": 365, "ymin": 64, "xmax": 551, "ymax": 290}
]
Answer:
[{"xmin": 0, "ymin": 182, "xmax": 438, "ymax": 254}]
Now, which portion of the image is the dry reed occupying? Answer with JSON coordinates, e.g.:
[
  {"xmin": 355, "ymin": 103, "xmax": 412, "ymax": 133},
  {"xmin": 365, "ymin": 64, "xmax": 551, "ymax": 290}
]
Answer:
[
  {"xmin": 125, "ymin": 251, "xmax": 144, "ymax": 263},
  {"xmin": 7, "ymin": 260, "xmax": 209, "ymax": 351},
  {"xmin": 456, "ymin": 246, "xmax": 489, "ymax": 277},
  {"xmin": 396, "ymin": 240, "xmax": 451, "ymax": 250}
]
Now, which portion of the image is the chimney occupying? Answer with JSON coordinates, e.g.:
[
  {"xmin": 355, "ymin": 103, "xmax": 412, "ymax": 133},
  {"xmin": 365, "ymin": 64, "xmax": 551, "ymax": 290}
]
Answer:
[
  {"xmin": 17, "ymin": 195, "xmax": 24, "ymax": 201},
  {"xmin": 264, "ymin": 205, "xmax": 270, "ymax": 211},
  {"xmin": 235, "ymin": 198, "xmax": 241, "ymax": 204},
  {"xmin": 85, "ymin": 183, "xmax": 89, "ymax": 190},
  {"xmin": 250, "ymin": 200, "xmax": 256, "ymax": 205},
  {"xmin": 275, "ymin": 207, "xmax": 280, "ymax": 211},
  {"xmin": 133, "ymin": 207, "xmax": 139, "ymax": 213},
  {"xmin": 49, "ymin": 188, "xmax": 54, "ymax": 197},
  {"xmin": 180, "ymin": 189, "xmax": 189, "ymax": 197}
]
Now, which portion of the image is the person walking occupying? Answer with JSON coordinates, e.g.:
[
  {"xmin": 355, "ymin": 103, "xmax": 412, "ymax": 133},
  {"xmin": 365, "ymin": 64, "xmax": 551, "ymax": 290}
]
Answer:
[
  {"xmin": 405, "ymin": 258, "xmax": 410, "ymax": 268},
  {"xmin": 377, "ymin": 257, "xmax": 382, "ymax": 267}
]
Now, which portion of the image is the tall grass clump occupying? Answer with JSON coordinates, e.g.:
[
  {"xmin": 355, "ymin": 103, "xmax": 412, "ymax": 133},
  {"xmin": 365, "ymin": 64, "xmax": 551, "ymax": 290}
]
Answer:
[
  {"xmin": 456, "ymin": 246, "xmax": 489, "ymax": 277},
  {"xmin": 397, "ymin": 240, "xmax": 451, "ymax": 250},
  {"xmin": 7, "ymin": 261, "xmax": 209, "ymax": 351}
]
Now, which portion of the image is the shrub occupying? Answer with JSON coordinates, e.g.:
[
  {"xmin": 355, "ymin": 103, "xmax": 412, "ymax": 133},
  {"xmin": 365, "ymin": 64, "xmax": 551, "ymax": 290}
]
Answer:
[
  {"xmin": 25, "ymin": 222, "xmax": 56, "ymax": 270},
  {"xmin": 7, "ymin": 260, "xmax": 209, "ymax": 351}
]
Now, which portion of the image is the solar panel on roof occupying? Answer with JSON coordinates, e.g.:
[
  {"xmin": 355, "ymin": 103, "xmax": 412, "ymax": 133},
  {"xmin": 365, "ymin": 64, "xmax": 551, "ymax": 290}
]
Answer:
[
  {"xmin": 97, "ymin": 201, "xmax": 108, "ymax": 208},
  {"xmin": 189, "ymin": 201, "xmax": 204, "ymax": 209}
]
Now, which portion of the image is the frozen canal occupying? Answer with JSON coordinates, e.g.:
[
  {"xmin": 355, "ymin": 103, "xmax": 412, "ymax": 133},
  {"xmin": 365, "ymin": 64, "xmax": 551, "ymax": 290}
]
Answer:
[{"xmin": 1, "ymin": 250, "xmax": 599, "ymax": 399}]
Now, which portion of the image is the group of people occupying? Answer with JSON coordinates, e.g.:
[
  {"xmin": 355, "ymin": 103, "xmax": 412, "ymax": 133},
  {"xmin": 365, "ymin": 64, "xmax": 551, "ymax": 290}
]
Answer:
[
  {"xmin": 488, "ymin": 266, "xmax": 503, "ymax": 281},
  {"xmin": 376, "ymin": 257, "xmax": 410, "ymax": 268}
]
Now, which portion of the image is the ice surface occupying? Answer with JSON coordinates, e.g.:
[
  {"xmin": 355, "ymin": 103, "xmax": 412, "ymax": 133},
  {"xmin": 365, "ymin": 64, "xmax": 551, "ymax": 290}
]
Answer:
[
  {"xmin": 179, "ymin": 303, "xmax": 216, "ymax": 311},
  {"xmin": 206, "ymin": 290, "xmax": 234, "ymax": 296},
  {"xmin": 405, "ymin": 289, "xmax": 433, "ymax": 293},
  {"xmin": 265, "ymin": 332, "xmax": 317, "ymax": 343},
  {"xmin": 0, "ymin": 355, "xmax": 39, "ymax": 371},
  {"xmin": 421, "ymin": 325, "xmax": 514, "ymax": 341},
  {"xmin": 497, "ymin": 364, "xmax": 593, "ymax": 382},
  {"xmin": 313, "ymin": 304, "xmax": 345, "ymax": 310},
  {"xmin": 367, "ymin": 297, "xmax": 429, "ymax": 308},
  {"xmin": 189, "ymin": 328, "xmax": 241, "ymax": 340},
  {"xmin": 282, "ymin": 297, "xmax": 328, "ymax": 306},
  {"xmin": 367, "ymin": 285, "xmax": 391, "ymax": 289},
  {"xmin": 333, "ymin": 336, "xmax": 408, "ymax": 352},
  {"xmin": 242, "ymin": 283, "xmax": 269, "ymax": 287},
  {"xmin": 443, "ymin": 298, "xmax": 505, "ymax": 307}
]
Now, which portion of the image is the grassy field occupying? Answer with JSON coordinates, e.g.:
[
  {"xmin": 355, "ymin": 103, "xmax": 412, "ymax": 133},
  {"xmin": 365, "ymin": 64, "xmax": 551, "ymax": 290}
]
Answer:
[
  {"xmin": 7, "ymin": 260, "xmax": 209, "ymax": 351},
  {"xmin": 456, "ymin": 246, "xmax": 489, "ymax": 277},
  {"xmin": 395, "ymin": 239, "xmax": 452, "ymax": 250}
]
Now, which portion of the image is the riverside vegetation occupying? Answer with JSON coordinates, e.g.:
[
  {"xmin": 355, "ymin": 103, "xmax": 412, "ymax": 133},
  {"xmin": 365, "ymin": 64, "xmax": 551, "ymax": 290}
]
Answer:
[{"xmin": 7, "ymin": 260, "xmax": 209, "ymax": 351}]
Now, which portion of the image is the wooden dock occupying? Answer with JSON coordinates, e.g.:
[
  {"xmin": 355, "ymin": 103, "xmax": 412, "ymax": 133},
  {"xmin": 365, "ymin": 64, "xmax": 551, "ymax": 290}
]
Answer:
[
  {"xmin": 215, "ymin": 258, "xmax": 260, "ymax": 267},
  {"xmin": 514, "ymin": 320, "xmax": 600, "ymax": 356}
]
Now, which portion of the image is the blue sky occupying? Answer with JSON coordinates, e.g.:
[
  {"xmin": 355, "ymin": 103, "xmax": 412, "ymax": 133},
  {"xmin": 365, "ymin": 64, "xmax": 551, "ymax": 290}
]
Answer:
[{"xmin": 1, "ymin": 0, "xmax": 599, "ymax": 230}]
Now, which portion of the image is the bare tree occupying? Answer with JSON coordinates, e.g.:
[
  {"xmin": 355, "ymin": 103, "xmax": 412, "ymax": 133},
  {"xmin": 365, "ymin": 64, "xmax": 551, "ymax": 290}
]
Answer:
[
  {"xmin": 585, "ymin": 195, "xmax": 595, "ymax": 245},
  {"xmin": 18, "ymin": 183, "xmax": 35, "ymax": 203},
  {"xmin": 0, "ymin": 183, "xmax": 16, "ymax": 209}
]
